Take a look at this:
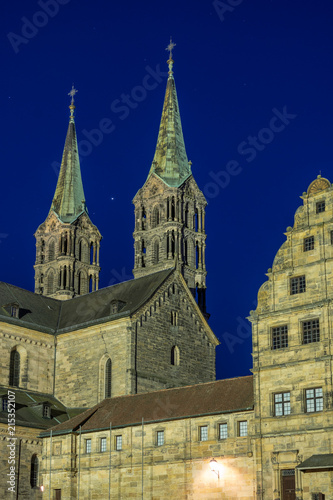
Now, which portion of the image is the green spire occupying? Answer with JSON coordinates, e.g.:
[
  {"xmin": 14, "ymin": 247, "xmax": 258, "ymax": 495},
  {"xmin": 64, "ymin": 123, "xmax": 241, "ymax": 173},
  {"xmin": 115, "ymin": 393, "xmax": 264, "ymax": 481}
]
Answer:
[
  {"xmin": 51, "ymin": 86, "xmax": 87, "ymax": 223},
  {"xmin": 148, "ymin": 40, "xmax": 192, "ymax": 188}
]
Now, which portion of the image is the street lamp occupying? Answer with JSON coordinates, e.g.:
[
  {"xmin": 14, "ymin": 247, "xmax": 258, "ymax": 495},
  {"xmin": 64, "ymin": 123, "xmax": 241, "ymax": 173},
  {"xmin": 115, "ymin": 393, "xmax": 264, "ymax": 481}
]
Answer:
[{"xmin": 209, "ymin": 458, "xmax": 220, "ymax": 479}]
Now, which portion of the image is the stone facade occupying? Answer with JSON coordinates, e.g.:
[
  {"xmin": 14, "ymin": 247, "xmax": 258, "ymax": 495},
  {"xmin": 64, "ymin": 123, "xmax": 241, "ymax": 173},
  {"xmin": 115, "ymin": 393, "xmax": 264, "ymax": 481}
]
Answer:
[
  {"xmin": 40, "ymin": 408, "xmax": 255, "ymax": 500},
  {"xmin": 249, "ymin": 175, "xmax": 333, "ymax": 498}
]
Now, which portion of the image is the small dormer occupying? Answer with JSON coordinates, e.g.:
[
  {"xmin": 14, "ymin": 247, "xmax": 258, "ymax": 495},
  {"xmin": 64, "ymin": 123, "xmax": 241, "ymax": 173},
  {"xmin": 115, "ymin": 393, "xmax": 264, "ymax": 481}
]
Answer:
[
  {"xmin": 110, "ymin": 300, "xmax": 126, "ymax": 315},
  {"xmin": 2, "ymin": 302, "xmax": 20, "ymax": 319}
]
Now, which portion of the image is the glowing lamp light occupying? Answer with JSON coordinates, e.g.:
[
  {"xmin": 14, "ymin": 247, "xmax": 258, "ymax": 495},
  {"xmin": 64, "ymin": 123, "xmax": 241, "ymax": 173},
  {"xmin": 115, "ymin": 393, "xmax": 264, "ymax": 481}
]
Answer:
[
  {"xmin": 40, "ymin": 486, "xmax": 45, "ymax": 492},
  {"xmin": 209, "ymin": 458, "xmax": 220, "ymax": 479}
]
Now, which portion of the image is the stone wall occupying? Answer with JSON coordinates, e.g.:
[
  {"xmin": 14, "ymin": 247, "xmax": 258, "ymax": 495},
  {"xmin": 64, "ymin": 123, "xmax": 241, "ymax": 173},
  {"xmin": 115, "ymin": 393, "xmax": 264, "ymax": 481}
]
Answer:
[
  {"xmin": 0, "ymin": 324, "xmax": 54, "ymax": 394},
  {"xmin": 40, "ymin": 409, "xmax": 255, "ymax": 500}
]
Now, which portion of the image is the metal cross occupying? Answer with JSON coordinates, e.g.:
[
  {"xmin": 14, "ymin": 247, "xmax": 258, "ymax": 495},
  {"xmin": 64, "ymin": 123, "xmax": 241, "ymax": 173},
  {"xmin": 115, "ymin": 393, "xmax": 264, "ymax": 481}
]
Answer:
[
  {"xmin": 68, "ymin": 85, "xmax": 78, "ymax": 104},
  {"xmin": 166, "ymin": 38, "xmax": 176, "ymax": 59}
]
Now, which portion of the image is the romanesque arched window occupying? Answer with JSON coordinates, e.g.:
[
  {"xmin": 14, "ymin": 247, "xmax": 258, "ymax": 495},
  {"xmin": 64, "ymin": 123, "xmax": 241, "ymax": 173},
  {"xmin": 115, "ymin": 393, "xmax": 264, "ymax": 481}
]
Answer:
[
  {"xmin": 9, "ymin": 349, "xmax": 20, "ymax": 387},
  {"xmin": 48, "ymin": 240, "xmax": 55, "ymax": 261},
  {"xmin": 154, "ymin": 240, "xmax": 159, "ymax": 264},
  {"xmin": 47, "ymin": 271, "xmax": 54, "ymax": 295},
  {"xmin": 152, "ymin": 206, "xmax": 160, "ymax": 227},
  {"xmin": 30, "ymin": 454, "xmax": 39, "ymax": 488},
  {"xmin": 171, "ymin": 346, "xmax": 180, "ymax": 366},
  {"xmin": 105, "ymin": 358, "xmax": 112, "ymax": 398}
]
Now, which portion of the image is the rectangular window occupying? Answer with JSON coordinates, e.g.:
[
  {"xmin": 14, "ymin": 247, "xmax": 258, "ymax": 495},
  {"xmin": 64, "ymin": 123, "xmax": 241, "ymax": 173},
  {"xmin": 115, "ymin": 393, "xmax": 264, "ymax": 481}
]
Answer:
[
  {"xmin": 200, "ymin": 425, "xmax": 208, "ymax": 441},
  {"xmin": 219, "ymin": 423, "xmax": 228, "ymax": 440},
  {"xmin": 272, "ymin": 325, "xmax": 288, "ymax": 349},
  {"xmin": 290, "ymin": 275, "xmax": 306, "ymax": 295},
  {"xmin": 2, "ymin": 398, "xmax": 8, "ymax": 412},
  {"xmin": 43, "ymin": 404, "xmax": 51, "ymax": 418},
  {"xmin": 156, "ymin": 430, "xmax": 164, "ymax": 446},
  {"xmin": 238, "ymin": 421, "xmax": 248, "ymax": 437},
  {"xmin": 274, "ymin": 392, "xmax": 291, "ymax": 416},
  {"xmin": 316, "ymin": 201, "xmax": 325, "ymax": 213},
  {"xmin": 100, "ymin": 437, "xmax": 107, "ymax": 452},
  {"xmin": 115, "ymin": 435, "xmax": 122, "ymax": 451},
  {"xmin": 304, "ymin": 236, "xmax": 314, "ymax": 251},
  {"xmin": 85, "ymin": 439, "xmax": 91, "ymax": 454},
  {"xmin": 306, "ymin": 388, "xmax": 323, "ymax": 412},
  {"xmin": 302, "ymin": 319, "xmax": 320, "ymax": 344}
]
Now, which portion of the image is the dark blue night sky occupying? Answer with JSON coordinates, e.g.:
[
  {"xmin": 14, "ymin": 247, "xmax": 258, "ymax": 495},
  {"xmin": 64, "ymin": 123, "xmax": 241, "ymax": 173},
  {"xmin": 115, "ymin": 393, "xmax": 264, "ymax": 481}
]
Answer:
[{"xmin": 1, "ymin": 0, "xmax": 333, "ymax": 380}]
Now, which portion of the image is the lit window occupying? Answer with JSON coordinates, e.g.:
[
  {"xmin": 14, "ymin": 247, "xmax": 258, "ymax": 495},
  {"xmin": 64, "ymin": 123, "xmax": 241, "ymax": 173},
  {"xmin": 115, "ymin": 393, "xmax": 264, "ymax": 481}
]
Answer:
[
  {"xmin": 305, "ymin": 388, "xmax": 323, "ymax": 413},
  {"xmin": 157, "ymin": 430, "xmax": 164, "ymax": 446},
  {"xmin": 290, "ymin": 275, "xmax": 306, "ymax": 295},
  {"xmin": 2, "ymin": 398, "xmax": 8, "ymax": 412},
  {"xmin": 100, "ymin": 437, "xmax": 107, "ymax": 452},
  {"xmin": 274, "ymin": 392, "xmax": 290, "ymax": 416},
  {"xmin": 316, "ymin": 201, "xmax": 325, "ymax": 213},
  {"xmin": 115, "ymin": 435, "xmax": 122, "ymax": 451},
  {"xmin": 85, "ymin": 439, "xmax": 91, "ymax": 453},
  {"xmin": 219, "ymin": 423, "xmax": 227, "ymax": 440},
  {"xmin": 200, "ymin": 425, "xmax": 208, "ymax": 441},
  {"xmin": 303, "ymin": 319, "xmax": 320, "ymax": 344},
  {"xmin": 272, "ymin": 325, "xmax": 288, "ymax": 349},
  {"xmin": 304, "ymin": 236, "xmax": 314, "ymax": 252},
  {"xmin": 238, "ymin": 421, "xmax": 248, "ymax": 437}
]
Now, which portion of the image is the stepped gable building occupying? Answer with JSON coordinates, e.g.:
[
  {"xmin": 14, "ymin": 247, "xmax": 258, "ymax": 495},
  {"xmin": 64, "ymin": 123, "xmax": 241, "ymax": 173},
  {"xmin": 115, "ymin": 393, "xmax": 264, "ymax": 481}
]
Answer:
[{"xmin": 1, "ymin": 41, "xmax": 333, "ymax": 499}]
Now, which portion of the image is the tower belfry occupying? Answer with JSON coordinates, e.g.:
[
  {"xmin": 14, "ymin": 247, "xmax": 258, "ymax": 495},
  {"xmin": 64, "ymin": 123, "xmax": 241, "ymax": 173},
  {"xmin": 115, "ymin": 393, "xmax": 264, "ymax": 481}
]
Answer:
[
  {"xmin": 34, "ymin": 87, "xmax": 102, "ymax": 300},
  {"xmin": 133, "ymin": 42, "xmax": 208, "ymax": 314}
]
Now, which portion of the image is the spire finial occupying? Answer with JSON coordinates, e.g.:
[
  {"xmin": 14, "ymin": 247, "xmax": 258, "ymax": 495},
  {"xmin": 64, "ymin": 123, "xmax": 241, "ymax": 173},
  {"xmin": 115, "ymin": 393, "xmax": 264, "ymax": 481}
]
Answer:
[
  {"xmin": 68, "ymin": 85, "xmax": 78, "ymax": 121},
  {"xmin": 166, "ymin": 38, "xmax": 176, "ymax": 77}
]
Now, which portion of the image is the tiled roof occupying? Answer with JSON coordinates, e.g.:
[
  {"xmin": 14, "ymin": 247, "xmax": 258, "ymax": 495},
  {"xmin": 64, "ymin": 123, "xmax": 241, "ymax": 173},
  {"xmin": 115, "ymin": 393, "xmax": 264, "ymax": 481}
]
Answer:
[
  {"xmin": 0, "ymin": 386, "xmax": 86, "ymax": 430},
  {"xmin": 41, "ymin": 376, "xmax": 254, "ymax": 436},
  {"xmin": 0, "ymin": 268, "xmax": 174, "ymax": 335}
]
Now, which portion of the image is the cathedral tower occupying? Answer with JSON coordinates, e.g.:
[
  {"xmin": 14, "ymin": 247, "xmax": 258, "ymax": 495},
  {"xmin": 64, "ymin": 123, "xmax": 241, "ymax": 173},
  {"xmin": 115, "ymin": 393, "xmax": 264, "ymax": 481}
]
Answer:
[
  {"xmin": 34, "ymin": 88, "xmax": 102, "ymax": 300},
  {"xmin": 133, "ymin": 42, "xmax": 207, "ymax": 313}
]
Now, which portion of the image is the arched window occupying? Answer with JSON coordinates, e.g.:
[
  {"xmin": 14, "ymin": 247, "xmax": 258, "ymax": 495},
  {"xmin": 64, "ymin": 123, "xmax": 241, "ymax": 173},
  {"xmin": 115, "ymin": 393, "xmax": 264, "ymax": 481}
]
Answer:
[
  {"xmin": 171, "ymin": 346, "xmax": 180, "ymax": 366},
  {"xmin": 152, "ymin": 206, "xmax": 160, "ymax": 227},
  {"xmin": 141, "ymin": 207, "xmax": 147, "ymax": 230},
  {"xmin": 30, "ymin": 454, "xmax": 39, "ymax": 488},
  {"xmin": 154, "ymin": 240, "xmax": 159, "ymax": 264},
  {"xmin": 48, "ymin": 240, "xmax": 55, "ymax": 261},
  {"xmin": 9, "ymin": 349, "xmax": 20, "ymax": 387},
  {"xmin": 105, "ymin": 358, "xmax": 112, "ymax": 398},
  {"xmin": 47, "ymin": 272, "xmax": 54, "ymax": 294}
]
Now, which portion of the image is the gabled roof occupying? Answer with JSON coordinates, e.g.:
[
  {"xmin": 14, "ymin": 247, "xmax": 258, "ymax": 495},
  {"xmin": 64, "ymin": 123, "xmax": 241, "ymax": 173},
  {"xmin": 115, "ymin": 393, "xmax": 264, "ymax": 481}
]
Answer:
[
  {"xmin": 0, "ymin": 268, "xmax": 175, "ymax": 334},
  {"xmin": 40, "ymin": 376, "xmax": 254, "ymax": 437},
  {"xmin": 0, "ymin": 386, "xmax": 85, "ymax": 430}
]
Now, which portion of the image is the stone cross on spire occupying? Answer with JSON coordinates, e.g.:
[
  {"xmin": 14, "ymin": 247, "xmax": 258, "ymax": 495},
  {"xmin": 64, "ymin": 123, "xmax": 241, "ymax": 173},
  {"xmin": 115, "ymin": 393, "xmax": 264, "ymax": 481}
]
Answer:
[
  {"xmin": 68, "ymin": 85, "xmax": 78, "ymax": 122},
  {"xmin": 166, "ymin": 38, "xmax": 176, "ymax": 59},
  {"xmin": 166, "ymin": 38, "xmax": 176, "ymax": 77}
]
